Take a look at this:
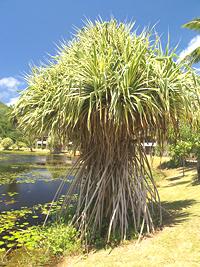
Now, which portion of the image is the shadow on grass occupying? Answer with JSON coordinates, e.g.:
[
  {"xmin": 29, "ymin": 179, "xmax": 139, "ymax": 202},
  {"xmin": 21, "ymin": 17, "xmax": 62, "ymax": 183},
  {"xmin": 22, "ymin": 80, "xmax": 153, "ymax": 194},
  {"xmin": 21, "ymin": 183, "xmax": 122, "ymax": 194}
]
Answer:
[
  {"xmin": 163, "ymin": 180, "xmax": 190, "ymax": 187},
  {"xmin": 159, "ymin": 159, "xmax": 196, "ymax": 170},
  {"xmin": 191, "ymin": 174, "xmax": 200, "ymax": 186},
  {"xmin": 161, "ymin": 199, "xmax": 196, "ymax": 227},
  {"xmin": 167, "ymin": 175, "xmax": 182, "ymax": 181}
]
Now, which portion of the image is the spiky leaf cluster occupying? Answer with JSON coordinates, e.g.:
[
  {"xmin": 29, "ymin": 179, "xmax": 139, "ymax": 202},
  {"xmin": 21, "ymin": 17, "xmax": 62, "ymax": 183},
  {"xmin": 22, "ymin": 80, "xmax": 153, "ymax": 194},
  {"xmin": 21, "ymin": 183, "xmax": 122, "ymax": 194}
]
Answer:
[{"xmin": 14, "ymin": 20, "xmax": 197, "ymax": 144}]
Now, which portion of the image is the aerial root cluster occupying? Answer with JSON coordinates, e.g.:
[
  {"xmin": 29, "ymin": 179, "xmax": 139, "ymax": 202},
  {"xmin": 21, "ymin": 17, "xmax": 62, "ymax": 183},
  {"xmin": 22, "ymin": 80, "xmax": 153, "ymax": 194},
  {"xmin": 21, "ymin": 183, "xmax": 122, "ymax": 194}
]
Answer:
[{"xmin": 59, "ymin": 137, "xmax": 161, "ymax": 243}]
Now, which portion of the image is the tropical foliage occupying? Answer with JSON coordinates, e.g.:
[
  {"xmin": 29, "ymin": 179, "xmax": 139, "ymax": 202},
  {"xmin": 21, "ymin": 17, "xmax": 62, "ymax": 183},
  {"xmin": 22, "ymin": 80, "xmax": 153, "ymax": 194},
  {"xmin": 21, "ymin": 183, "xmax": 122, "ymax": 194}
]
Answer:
[
  {"xmin": 169, "ymin": 123, "xmax": 200, "ymax": 179},
  {"xmin": 183, "ymin": 18, "xmax": 200, "ymax": 32},
  {"xmin": 13, "ymin": 19, "xmax": 199, "ymax": 242},
  {"xmin": 182, "ymin": 18, "xmax": 200, "ymax": 64},
  {"xmin": 0, "ymin": 102, "xmax": 20, "ymax": 140},
  {"xmin": 1, "ymin": 137, "xmax": 14, "ymax": 150},
  {"xmin": 170, "ymin": 140, "xmax": 192, "ymax": 163}
]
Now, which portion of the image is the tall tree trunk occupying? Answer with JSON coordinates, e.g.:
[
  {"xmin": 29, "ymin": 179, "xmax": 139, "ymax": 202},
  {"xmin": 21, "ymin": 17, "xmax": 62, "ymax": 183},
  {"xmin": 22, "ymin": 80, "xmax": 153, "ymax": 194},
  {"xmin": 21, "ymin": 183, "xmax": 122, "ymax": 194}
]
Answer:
[
  {"xmin": 59, "ymin": 126, "xmax": 162, "ymax": 242},
  {"xmin": 197, "ymin": 158, "xmax": 200, "ymax": 181},
  {"xmin": 182, "ymin": 157, "xmax": 185, "ymax": 176}
]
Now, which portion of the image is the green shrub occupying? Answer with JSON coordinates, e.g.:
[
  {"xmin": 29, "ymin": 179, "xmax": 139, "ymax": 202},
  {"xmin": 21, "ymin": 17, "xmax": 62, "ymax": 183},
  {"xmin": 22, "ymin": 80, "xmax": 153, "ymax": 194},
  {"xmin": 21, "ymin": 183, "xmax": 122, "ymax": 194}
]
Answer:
[
  {"xmin": 11, "ymin": 144, "xmax": 18, "ymax": 150},
  {"xmin": 170, "ymin": 141, "xmax": 192, "ymax": 164},
  {"xmin": 0, "ymin": 137, "xmax": 14, "ymax": 150},
  {"xmin": 192, "ymin": 140, "xmax": 200, "ymax": 160},
  {"xmin": 11, "ymin": 224, "xmax": 81, "ymax": 256},
  {"xmin": 15, "ymin": 141, "xmax": 27, "ymax": 150},
  {"xmin": 42, "ymin": 224, "xmax": 81, "ymax": 255}
]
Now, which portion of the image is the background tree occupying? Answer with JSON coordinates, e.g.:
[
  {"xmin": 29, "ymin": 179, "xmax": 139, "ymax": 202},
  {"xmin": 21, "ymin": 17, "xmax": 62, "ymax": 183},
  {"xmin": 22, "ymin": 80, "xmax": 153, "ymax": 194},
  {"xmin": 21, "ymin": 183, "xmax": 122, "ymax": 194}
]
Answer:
[
  {"xmin": 170, "ymin": 140, "xmax": 192, "ymax": 176},
  {"xmin": 13, "ymin": 20, "xmax": 199, "ymax": 242},
  {"xmin": 47, "ymin": 133, "xmax": 66, "ymax": 154},
  {"xmin": 23, "ymin": 134, "xmax": 36, "ymax": 152},
  {"xmin": 170, "ymin": 123, "xmax": 200, "ymax": 181},
  {"xmin": 0, "ymin": 102, "xmax": 21, "ymax": 140},
  {"xmin": 180, "ymin": 19, "xmax": 200, "ymax": 180},
  {"xmin": 15, "ymin": 140, "xmax": 27, "ymax": 150}
]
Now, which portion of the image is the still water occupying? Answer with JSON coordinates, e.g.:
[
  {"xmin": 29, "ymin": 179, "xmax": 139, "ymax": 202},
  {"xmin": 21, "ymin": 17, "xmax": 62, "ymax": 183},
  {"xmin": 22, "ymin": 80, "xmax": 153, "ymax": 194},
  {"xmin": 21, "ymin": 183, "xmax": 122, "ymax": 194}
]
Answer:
[
  {"xmin": 0, "ymin": 152, "xmax": 74, "ymax": 250},
  {"xmin": 0, "ymin": 153, "xmax": 72, "ymax": 212}
]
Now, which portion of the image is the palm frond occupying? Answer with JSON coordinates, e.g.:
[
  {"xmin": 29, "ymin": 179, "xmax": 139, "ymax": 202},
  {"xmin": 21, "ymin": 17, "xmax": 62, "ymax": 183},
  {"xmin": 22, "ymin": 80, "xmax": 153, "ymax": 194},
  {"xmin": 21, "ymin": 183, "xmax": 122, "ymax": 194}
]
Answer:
[
  {"xmin": 183, "ymin": 47, "xmax": 200, "ymax": 64},
  {"xmin": 183, "ymin": 18, "xmax": 200, "ymax": 32}
]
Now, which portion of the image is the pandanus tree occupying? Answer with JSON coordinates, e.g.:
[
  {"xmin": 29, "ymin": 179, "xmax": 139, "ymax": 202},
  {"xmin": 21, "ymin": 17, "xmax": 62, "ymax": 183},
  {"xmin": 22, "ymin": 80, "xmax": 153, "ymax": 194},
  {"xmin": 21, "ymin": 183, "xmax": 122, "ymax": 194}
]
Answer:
[{"xmin": 13, "ymin": 20, "xmax": 199, "ymax": 242}]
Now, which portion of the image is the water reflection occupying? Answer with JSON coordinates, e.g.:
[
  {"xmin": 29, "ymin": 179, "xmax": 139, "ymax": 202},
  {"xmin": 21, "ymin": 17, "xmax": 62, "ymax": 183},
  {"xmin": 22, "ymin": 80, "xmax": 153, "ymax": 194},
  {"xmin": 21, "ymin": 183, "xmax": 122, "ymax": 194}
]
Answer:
[
  {"xmin": 0, "ymin": 153, "xmax": 71, "ymax": 212},
  {"xmin": 6, "ymin": 182, "xmax": 19, "ymax": 194},
  {"xmin": 0, "ymin": 153, "xmax": 72, "ymax": 165},
  {"xmin": 0, "ymin": 180, "xmax": 69, "ymax": 211}
]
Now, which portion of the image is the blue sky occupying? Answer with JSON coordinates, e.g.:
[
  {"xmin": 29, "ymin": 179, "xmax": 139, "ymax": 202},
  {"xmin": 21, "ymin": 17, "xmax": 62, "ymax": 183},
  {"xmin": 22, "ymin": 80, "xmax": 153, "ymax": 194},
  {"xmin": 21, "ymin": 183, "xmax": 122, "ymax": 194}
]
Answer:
[{"xmin": 0, "ymin": 0, "xmax": 200, "ymax": 105}]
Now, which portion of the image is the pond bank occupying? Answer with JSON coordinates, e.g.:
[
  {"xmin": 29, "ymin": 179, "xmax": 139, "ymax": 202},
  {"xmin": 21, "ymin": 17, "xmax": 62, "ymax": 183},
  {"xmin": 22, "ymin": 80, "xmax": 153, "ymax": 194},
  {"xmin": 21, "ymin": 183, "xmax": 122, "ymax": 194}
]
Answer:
[{"xmin": 0, "ymin": 153, "xmax": 73, "ymax": 255}]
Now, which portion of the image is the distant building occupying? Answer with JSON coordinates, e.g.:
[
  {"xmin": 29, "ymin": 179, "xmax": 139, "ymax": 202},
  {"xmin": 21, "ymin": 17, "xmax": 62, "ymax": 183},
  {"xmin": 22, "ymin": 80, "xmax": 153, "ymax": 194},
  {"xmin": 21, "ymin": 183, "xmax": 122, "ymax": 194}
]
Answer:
[
  {"xmin": 143, "ymin": 142, "xmax": 157, "ymax": 154},
  {"xmin": 36, "ymin": 137, "xmax": 48, "ymax": 149}
]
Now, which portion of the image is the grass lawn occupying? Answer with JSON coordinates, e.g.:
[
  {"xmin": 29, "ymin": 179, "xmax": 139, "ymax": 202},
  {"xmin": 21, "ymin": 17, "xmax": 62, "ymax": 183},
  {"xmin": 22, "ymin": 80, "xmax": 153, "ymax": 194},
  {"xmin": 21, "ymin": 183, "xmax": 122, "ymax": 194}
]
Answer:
[{"xmin": 58, "ymin": 157, "xmax": 200, "ymax": 267}]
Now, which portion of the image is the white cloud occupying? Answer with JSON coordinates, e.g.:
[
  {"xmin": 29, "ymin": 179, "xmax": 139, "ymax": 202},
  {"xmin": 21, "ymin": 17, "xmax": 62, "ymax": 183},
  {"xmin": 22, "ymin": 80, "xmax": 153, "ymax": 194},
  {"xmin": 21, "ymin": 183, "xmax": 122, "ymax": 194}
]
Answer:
[
  {"xmin": 6, "ymin": 96, "xmax": 19, "ymax": 106},
  {"xmin": 179, "ymin": 35, "xmax": 200, "ymax": 60},
  {"xmin": 0, "ymin": 77, "xmax": 21, "ymax": 92},
  {"xmin": 0, "ymin": 76, "xmax": 25, "ymax": 105}
]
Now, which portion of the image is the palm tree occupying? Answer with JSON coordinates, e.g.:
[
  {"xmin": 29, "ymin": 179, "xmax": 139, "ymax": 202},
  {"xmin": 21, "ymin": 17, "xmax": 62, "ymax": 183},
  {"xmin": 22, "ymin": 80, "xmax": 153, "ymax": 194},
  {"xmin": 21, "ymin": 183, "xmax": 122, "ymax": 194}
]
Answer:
[
  {"xmin": 183, "ymin": 18, "xmax": 200, "ymax": 32},
  {"xmin": 182, "ymin": 18, "xmax": 200, "ymax": 63},
  {"xmin": 182, "ymin": 18, "xmax": 200, "ymax": 181},
  {"xmin": 13, "ymin": 19, "xmax": 199, "ymax": 242}
]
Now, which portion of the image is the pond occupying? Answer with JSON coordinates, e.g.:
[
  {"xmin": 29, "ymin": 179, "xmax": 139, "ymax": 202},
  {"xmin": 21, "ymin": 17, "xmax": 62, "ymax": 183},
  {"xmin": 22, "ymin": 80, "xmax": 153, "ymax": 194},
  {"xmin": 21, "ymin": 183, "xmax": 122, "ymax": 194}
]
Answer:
[{"xmin": 0, "ymin": 152, "xmax": 73, "ymax": 250}]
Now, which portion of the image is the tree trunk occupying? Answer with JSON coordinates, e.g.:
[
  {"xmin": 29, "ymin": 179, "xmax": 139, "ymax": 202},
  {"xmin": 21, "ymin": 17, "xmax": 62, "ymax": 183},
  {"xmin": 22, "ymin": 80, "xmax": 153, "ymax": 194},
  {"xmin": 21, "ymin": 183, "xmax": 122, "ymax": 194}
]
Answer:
[
  {"xmin": 197, "ymin": 158, "xmax": 200, "ymax": 181},
  {"xmin": 182, "ymin": 157, "xmax": 185, "ymax": 176},
  {"xmin": 51, "ymin": 144, "xmax": 62, "ymax": 154},
  {"xmin": 59, "ymin": 126, "xmax": 161, "ymax": 242}
]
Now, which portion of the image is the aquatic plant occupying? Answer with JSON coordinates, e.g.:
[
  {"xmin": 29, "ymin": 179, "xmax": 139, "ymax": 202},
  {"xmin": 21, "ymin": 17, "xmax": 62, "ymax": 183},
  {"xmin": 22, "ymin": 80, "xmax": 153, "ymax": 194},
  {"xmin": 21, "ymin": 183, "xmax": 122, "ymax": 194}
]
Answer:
[
  {"xmin": 0, "ymin": 160, "xmax": 70, "ymax": 185},
  {"xmin": 0, "ymin": 194, "xmax": 68, "ymax": 251}
]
